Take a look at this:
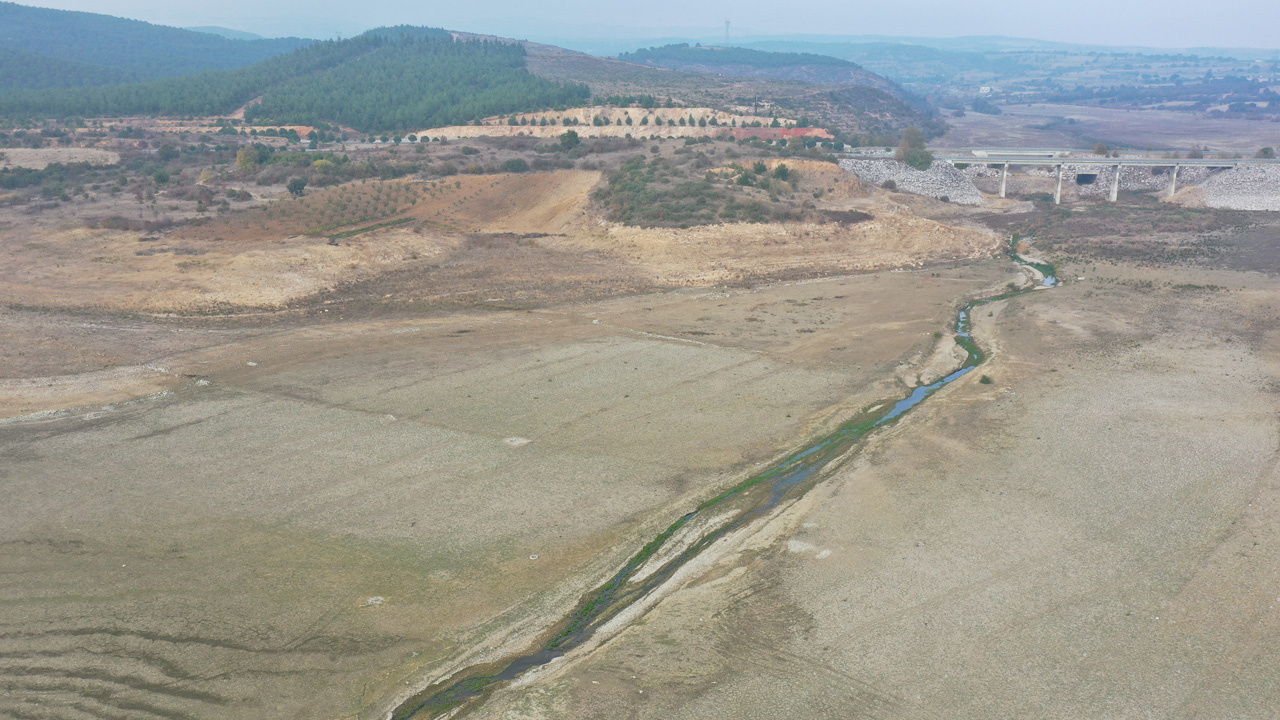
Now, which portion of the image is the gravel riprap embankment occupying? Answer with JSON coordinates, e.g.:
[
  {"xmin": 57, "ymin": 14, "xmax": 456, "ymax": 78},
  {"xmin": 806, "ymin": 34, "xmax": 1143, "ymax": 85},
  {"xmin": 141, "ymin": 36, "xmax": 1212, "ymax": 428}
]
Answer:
[
  {"xmin": 1201, "ymin": 164, "xmax": 1280, "ymax": 211},
  {"xmin": 840, "ymin": 158, "xmax": 984, "ymax": 205}
]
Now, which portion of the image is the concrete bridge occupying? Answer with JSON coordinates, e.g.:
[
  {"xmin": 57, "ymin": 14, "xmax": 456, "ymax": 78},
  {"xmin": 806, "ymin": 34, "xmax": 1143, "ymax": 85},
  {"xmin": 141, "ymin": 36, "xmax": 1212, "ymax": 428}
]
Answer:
[{"xmin": 840, "ymin": 148, "xmax": 1280, "ymax": 204}]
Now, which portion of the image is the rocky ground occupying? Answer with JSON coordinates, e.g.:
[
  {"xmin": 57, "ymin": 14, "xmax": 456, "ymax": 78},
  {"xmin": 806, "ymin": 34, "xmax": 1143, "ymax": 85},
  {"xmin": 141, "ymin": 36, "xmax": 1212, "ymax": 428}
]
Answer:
[
  {"xmin": 1201, "ymin": 164, "xmax": 1280, "ymax": 211},
  {"xmin": 840, "ymin": 158, "xmax": 984, "ymax": 205}
]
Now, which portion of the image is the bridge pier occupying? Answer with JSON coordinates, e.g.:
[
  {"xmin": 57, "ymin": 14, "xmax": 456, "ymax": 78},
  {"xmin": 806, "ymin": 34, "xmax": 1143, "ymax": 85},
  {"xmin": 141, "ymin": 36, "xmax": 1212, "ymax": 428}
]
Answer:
[
  {"xmin": 1054, "ymin": 164, "xmax": 1064, "ymax": 205},
  {"xmin": 1109, "ymin": 163, "xmax": 1123, "ymax": 202},
  {"xmin": 999, "ymin": 163, "xmax": 1008, "ymax": 198},
  {"xmin": 1168, "ymin": 164, "xmax": 1181, "ymax": 197}
]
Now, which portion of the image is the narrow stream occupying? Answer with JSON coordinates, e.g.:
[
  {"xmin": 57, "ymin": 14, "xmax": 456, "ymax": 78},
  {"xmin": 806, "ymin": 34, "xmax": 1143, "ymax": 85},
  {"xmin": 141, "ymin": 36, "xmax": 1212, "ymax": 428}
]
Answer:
[{"xmin": 391, "ymin": 260, "xmax": 1056, "ymax": 720}]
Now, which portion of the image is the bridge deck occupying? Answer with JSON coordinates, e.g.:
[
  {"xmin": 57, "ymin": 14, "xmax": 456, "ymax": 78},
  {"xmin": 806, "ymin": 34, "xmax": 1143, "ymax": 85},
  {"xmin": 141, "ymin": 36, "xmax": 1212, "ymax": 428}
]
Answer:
[{"xmin": 840, "ymin": 150, "xmax": 1280, "ymax": 168}]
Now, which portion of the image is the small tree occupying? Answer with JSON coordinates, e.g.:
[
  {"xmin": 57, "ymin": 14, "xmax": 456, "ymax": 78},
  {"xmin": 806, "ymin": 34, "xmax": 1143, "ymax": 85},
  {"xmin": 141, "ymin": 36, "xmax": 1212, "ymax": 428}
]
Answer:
[
  {"xmin": 1092, "ymin": 142, "xmax": 1110, "ymax": 155},
  {"xmin": 1188, "ymin": 146, "xmax": 1205, "ymax": 159},
  {"xmin": 287, "ymin": 177, "xmax": 308, "ymax": 196},
  {"xmin": 559, "ymin": 130, "xmax": 581, "ymax": 150},
  {"xmin": 236, "ymin": 146, "xmax": 260, "ymax": 172},
  {"xmin": 895, "ymin": 126, "xmax": 934, "ymax": 171},
  {"xmin": 157, "ymin": 144, "xmax": 180, "ymax": 161},
  {"xmin": 772, "ymin": 163, "xmax": 790, "ymax": 181},
  {"xmin": 1257, "ymin": 147, "xmax": 1275, "ymax": 158}
]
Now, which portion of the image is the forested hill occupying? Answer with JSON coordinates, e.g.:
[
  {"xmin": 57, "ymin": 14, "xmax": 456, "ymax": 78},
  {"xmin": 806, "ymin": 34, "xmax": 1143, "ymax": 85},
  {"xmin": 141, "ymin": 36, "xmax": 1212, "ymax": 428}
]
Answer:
[
  {"xmin": 0, "ymin": 46, "xmax": 128, "ymax": 90},
  {"xmin": 0, "ymin": 1, "xmax": 310, "ymax": 85},
  {"xmin": 0, "ymin": 29, "xmax": 591, "ymax": 133},
  {"xmin": 617, "ymin": 44, "xmax": 904, "ymax": 96},
  {"xmin": 243, "ymin": 36, "xmax": 590, "ymax": 131}
]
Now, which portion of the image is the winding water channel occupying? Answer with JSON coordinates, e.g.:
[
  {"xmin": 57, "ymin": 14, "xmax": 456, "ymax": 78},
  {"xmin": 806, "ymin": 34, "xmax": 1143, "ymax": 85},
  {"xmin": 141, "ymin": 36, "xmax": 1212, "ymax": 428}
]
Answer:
[{"xmin": 390, "ymin": 257, "xmax": 1056, "ymax": 720}]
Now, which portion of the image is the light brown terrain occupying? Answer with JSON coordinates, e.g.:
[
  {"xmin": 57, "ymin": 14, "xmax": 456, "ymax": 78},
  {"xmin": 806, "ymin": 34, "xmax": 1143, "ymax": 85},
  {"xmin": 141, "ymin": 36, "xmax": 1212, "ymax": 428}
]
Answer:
[
  {"xmin": 0, "ymin": 262, "xmax": 1016, "ymax": 720},
  {"xmin": 4, "ymin": 129, "xmax": 1279, "ymax": 720},
  {"xmin": 469, "ymin": 263, "xmax": 1280, "ymax": 720},
  {"xmin": 0, "ymin": 147, "xmax": 120, "ymax": 169},
  {"xmin": 0, "ymin": 165, "xmax": 998, "ymax": 419}
]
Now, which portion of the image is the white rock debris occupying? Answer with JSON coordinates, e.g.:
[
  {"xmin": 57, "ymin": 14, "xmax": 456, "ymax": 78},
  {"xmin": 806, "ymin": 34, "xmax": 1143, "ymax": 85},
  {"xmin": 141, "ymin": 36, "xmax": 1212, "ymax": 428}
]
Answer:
[
  {"xmin": 839, "ymin": 158, "xmax": 984, "ymax": 205},
  {"xmin": 1201, "ymin": 165, "xmax": 1280, "ymax": 211}
]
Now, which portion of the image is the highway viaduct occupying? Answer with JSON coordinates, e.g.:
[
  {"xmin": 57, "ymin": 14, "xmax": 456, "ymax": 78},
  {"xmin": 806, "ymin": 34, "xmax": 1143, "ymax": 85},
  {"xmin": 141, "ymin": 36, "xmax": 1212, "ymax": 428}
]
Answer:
[{"xmin": 841, "ymin": 148, "xmax": 1280, "ymax": 204}]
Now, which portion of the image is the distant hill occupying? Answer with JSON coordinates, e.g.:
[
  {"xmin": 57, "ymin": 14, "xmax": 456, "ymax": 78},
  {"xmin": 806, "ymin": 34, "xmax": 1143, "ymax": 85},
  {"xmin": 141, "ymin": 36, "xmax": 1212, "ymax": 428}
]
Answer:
[
  {"xmin": 187, "ymin": 26, "xmax": 266, "ymax": 41},
  {"xmin": 528, "ymin": 42, "xmax": 945, "ymax": 141},
  {"xmin": 618, "ymin": 44, "xmax": 904, "ymax": 96},
  {"xmin": 0, "ymin": 27, "xmax": 591, "ymax": 133},
  {"xmin": 0, "ymin": 1, "xmax": 311, "ymax": 85},
  {"xmin": 739, "ymin": 41, "xmax": 1027, "ymax": 85}
]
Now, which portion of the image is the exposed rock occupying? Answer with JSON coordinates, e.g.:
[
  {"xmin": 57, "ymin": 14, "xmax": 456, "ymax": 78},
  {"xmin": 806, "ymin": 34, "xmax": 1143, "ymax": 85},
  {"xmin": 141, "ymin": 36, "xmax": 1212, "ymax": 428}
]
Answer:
[
  {"xmin": 839, "ymin": 158, "xmax": 984, "ymax": 205},
  {"xmin": 1201, "ymin": 165, "xmax": 1280, "ymax": 211}
]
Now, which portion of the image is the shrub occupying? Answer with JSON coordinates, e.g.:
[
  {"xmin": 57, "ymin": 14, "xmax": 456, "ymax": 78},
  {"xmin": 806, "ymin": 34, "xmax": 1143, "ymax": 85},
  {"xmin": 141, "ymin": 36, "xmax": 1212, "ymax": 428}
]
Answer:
[
  {"xmin": 501, "ymin": 158, "xmax": 530, "ymax": 173},
  {"xmin": 979, "ymin": 375, "xmax": 993, "ymax": 384}
]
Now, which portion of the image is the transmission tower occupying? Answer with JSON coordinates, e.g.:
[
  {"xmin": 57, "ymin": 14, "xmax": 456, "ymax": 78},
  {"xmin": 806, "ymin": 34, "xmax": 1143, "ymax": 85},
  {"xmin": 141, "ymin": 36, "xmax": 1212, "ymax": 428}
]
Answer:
[{"xmin": 725, "ymin": 19, "xmax": 730, "ymax": 46}]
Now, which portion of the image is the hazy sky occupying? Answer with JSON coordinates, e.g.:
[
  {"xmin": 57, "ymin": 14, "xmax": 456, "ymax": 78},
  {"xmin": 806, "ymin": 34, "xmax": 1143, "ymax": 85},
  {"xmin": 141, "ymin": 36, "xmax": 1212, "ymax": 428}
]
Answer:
[{"xmin": 20, "ymin": 0, "xmax": 1280, "ymax": 50}]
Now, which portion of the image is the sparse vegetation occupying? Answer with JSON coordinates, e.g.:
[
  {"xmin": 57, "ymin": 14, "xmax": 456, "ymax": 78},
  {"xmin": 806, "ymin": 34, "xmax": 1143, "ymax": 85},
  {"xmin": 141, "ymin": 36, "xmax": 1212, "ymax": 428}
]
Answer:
[{"xmin": 894, "ymin": 126, "xmax": 933, "ymax": 171}]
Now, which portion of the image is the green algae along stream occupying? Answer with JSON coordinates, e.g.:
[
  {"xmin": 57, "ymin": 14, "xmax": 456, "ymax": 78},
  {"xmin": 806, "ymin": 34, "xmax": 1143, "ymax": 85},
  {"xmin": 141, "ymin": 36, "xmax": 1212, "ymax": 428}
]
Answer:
[{"xmin": 390, "ymin": 259, "xmax": 1056, "ymax": 720}]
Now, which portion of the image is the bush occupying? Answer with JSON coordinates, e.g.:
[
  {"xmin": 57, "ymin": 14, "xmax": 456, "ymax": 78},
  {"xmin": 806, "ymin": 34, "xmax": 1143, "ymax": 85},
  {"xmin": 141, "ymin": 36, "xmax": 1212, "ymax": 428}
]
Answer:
[
  {"xmin": 1257, "ymin": 147, "xmax": 1275, "ymax": 159},
  {"xmin": 501, "ymin": 158, "xmax": 530, "ymax": 173},
  {"xmin": 895, "ymin": 126, "xmax": 933, "ymax": 170},
  {"xmin": 972, "ymin": 98, "xmax": 1002, "ymax": 115},
  {"xmin": 153, "ymin": 170, "xmax": 170, "ymax": 184},
  {"xmin": 979, "ymin": 375, "xmax": 993, "ymax": 384},
  {"xmin": 881, "ymin": 179, "xmax": 897, "ymax": 190},
  {"xmin": 255, "ymin": 165, "xmax": 289, "ymax": 185}
]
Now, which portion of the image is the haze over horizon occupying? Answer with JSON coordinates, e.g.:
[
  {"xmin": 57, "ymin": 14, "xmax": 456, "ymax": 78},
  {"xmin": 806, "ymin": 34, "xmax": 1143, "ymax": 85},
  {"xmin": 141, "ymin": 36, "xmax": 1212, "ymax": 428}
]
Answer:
[{"xmin": 13, "ymin": 0, "xmax": 1280, "ymax": 51}]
